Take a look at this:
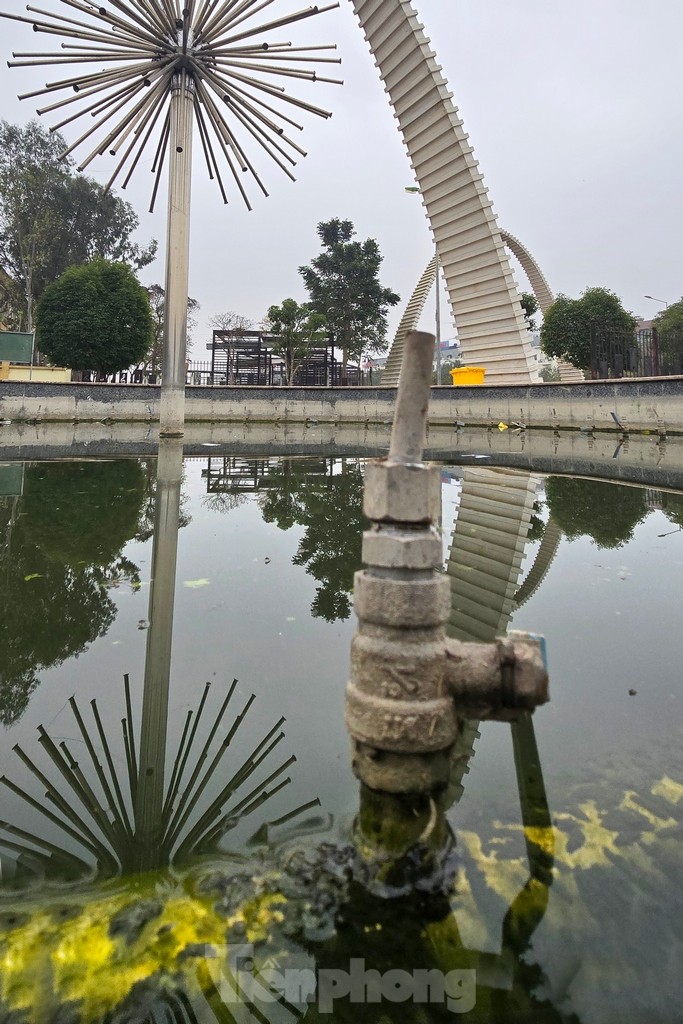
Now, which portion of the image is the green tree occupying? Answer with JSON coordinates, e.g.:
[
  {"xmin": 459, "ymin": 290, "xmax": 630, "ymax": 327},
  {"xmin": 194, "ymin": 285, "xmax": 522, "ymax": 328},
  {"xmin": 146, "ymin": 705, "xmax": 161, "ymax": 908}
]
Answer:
[
  {"xmin": 520, "ymin": 291, "xmax": 539, "ymax": 331},
  {"xmin": 36, "ymin": 260, "xmax": 154, "ymax": 374},
  {"xmin": 545, "ymin": 477, "xmax": 647, "ymax": 549},
  {"xmin": 266, "ymin": 298, "xmax": 327, "ymax": 384},
  {"xmin": 0, "ymin": 120, "xmax": 156, "ymax": 332},
  {"xmin": 653, "ymin": 298, "xmax": 683, "ymax": 368},
  {"xmin": 299, "ymin": 218, "xmax": 400, "ymax": 379},
  {"xmin": 541, "ymin": 287, "xmax": 637, "ymax": 371},
  {"xmin": 653, "ymin": 298, "xmax": 683, "ymax": 334}
]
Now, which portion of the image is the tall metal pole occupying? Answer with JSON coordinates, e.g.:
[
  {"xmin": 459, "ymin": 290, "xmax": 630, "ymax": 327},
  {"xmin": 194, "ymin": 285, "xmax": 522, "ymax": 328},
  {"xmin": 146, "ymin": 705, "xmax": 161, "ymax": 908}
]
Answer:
[{"xmin": 159, "ymin": 72, "xmax": 194, "ymax": 437}]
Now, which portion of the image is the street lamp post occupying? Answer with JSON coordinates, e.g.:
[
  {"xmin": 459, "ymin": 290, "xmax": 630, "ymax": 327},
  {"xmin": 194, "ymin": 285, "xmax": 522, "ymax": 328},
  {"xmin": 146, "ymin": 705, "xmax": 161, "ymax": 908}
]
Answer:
[{"xmin": 644, "ymin": 295, "xmax": 669, "ymax": 309}]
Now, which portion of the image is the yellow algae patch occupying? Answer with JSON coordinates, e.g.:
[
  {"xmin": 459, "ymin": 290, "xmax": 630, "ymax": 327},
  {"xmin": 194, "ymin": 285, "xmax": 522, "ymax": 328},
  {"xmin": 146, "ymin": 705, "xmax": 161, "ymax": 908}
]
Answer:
[
  {"xmin": 1, "ymin": 910, "xmax": 56, "ymax": 1013},
  {"xmin": 0, "ymin": 887, "xmax": 238, "ymax": 1021},
  {"xmin": 651, "ymin": 775, "xmax": 683, "ymax": 806},
  {"xmin": 618, "ymin": 790, "xmax": 678, "ymax": 845},
  {"xmin": 552, "ymin": 802, "xmax": 621, "ymax": 870},
  {"xmin": 458, "ymin": 831, "xmax": 528, "ymax": 904},
  {"xmin": 228, "ymin": 892, "xmax": 287, "ymax": 946},
  {"xmin": 498, "ymin": 802, "xmax": 620, "ymax": 872}
]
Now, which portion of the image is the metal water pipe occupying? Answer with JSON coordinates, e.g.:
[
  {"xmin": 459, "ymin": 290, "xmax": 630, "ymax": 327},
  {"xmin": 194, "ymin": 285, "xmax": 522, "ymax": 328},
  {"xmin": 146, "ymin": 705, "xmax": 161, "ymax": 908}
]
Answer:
[{"xmin": 346, "ymin": 331, "xmax": 548, "ymax": 794}]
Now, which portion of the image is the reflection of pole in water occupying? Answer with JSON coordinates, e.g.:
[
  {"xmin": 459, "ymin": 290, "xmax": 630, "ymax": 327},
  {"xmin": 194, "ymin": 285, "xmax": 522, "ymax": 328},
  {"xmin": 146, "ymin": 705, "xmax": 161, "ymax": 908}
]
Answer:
[
  {"xmin": 0, "ymin": 447, "xmax": 318, "ymax": 883},
  {"xmin": 134, "ymin": 439, "xmax": 182, "ymax": 870}
]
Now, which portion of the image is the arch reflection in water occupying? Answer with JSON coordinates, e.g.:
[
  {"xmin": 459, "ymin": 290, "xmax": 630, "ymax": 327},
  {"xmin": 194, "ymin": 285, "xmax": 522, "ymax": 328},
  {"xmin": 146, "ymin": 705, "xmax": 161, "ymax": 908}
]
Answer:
[{"xmin": 0, "ymin": 443, "xmax": 321, "ymax": 885}]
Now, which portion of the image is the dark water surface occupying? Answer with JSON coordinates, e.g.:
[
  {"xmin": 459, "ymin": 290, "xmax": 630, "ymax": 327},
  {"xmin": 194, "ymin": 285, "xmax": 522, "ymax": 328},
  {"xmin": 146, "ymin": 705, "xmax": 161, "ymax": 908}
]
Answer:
[{"xmin": 0, "ymin": 455, "xmax": 681, "ymax": 1023}]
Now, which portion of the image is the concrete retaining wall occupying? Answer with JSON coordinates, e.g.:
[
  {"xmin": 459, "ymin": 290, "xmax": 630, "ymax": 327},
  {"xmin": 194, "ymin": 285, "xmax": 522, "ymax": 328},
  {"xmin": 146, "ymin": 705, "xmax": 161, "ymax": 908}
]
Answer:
[
  {"xmin": 1, "ymin": 376, "xmax": 682, "ymax": 433},
  {"xmin": 2, "ymin": 419, "xmax": 683, "ymax": 491}
]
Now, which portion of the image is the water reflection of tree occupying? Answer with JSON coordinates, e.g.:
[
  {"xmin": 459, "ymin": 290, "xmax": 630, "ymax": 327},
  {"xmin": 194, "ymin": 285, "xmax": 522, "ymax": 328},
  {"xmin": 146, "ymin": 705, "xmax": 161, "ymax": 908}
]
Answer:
[
  {"xmin": 660, "ymin": 491, "xmax": 683, "ymax": 530},
  {"xmin": 0, "ymin": 461, "xmax": 148, "ymax": 726},
  {"xmin": 135, "ymin": 457, "xmax": 192, "ymax": 542},
  {"xmin": 259, "ymin": 458, "xmax": 367, "ymax": 621},
  {"xmin": 201, "ymin": 491, "xmax": 249, "ymax": 514},
  {"xmin": 545, "ymin": 476, "xmax": 648, "ymax": 549}
]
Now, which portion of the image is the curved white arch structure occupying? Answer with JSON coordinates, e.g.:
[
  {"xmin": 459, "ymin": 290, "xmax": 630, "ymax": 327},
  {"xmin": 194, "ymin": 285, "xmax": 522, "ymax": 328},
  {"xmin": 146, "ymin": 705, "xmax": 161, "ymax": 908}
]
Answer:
[
  {"xmin": 383, "ymin": 254, "xmax": 438, "ymax": 385},
  {"xmin": 383, "ymin": 232, "xmax": 584, "ymax": 385},
  {"xmin": 513, "ymin": 518, "xmax": 563, "ymax": 609},
  {"xmin": 351, "ymin": 0, "xmax": 539, "ymax": 384},
  {"xmin": 500, "ymin": 230, "xmax": 554, "ymax": 314},
  {"xmin": 500, "ymin": 232, "xmax": 584, "ymax": 383}
]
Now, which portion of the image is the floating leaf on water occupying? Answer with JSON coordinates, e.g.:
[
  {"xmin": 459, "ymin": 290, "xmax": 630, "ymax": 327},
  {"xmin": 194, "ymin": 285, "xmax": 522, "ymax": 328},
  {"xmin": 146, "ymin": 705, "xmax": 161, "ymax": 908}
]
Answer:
[
  {"xmin": 265, "ymin": 557, "xmax": 271, "ymax": 564},
  {"xmin": 184, "ymin": 578, "xmax": 210, "ymax": 589},
  {"xmin": 498, "ymin": 422, "xmax": 508, "ymax": 431},
  {"xmin": 23, "ymin": 573, "xmax": 42, "ymax": 581}
]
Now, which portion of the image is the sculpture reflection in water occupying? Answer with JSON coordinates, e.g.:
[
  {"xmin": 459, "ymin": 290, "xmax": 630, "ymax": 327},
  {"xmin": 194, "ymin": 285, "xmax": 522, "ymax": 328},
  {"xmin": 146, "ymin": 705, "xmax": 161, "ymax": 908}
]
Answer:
[
  {"xmin": 0, "ymin": 441, "xmax": 569, "ymax": 1022},
  {"xmin": 0, "ymin": 442, "xmax": 321, "ymax": 886}
]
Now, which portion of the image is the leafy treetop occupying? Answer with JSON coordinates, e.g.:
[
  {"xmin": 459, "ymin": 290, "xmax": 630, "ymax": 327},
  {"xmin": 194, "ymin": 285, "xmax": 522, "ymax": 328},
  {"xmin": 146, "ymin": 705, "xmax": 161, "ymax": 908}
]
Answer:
[
  {"xmin": 36, "ymin": 259, "xmax": 154, "ymax": 374},
  {"xmin": 653, "ymin": 298, "xmax": 683, "ymax": 338},
  {"xmin": 540, "ymin": 287, "xmax": 636, "ymax": 371},
  {"xmin": 266, "ymin": 297, "xmax": 327, "ymax": 384},
  {"xmin": 0, "ymin": 120, "xmax": 156, "ymax": 332},
  {"xmin": 520, "ymin": 291, "xmax": 539, "ymax": 331},
  {"xmin": 299, "ymin": 218, "xmax": 400, "ymax": 374}
]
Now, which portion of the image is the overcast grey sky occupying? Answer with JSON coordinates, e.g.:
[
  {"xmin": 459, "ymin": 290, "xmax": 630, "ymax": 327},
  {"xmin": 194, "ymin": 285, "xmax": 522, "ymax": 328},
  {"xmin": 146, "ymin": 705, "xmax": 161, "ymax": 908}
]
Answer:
[{"xmin": 1, "ymin": 0, "xmax": 682, "ymax": 350}]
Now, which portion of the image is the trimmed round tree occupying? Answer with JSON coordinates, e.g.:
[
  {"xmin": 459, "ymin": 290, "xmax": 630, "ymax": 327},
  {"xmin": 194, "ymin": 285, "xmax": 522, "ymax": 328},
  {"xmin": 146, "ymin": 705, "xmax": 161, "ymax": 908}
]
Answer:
[{"xmin": 35, "ymin": 259, "xmax": 153, "ymax": 374}]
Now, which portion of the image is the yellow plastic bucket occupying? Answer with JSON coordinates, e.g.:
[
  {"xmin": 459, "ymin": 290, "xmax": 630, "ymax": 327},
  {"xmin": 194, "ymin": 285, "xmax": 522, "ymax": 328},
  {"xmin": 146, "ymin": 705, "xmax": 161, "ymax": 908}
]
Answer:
[{"xmin": 450, "ymin": 366, "xmax": 486, "ymax": 386}]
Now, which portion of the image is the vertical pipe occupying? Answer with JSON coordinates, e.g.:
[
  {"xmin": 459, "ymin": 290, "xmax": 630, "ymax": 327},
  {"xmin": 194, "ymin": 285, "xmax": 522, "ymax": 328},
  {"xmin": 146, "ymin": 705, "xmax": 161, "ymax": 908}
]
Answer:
[
  {"xmin": 159, "ymin": 71, "xmax": 194, "ymax": 436},
  {"xmin": 388, "ymin": 330, "xmax": 433, "ymax": 464}
]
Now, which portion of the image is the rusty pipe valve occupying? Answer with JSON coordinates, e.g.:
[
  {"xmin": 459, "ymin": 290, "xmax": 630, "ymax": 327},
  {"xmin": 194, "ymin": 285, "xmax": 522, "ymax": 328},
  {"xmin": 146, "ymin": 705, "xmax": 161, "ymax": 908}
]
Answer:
[{"xmin": 345, "ymin": 331, "xmax": 548, "ymax": 794}]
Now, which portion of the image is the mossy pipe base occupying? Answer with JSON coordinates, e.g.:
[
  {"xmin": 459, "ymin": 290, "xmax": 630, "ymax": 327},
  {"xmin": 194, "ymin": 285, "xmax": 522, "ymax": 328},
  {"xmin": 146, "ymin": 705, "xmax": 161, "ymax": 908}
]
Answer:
[{"xmin": 346, "ymin": 331, "xmax": 549, "ymax": 794}]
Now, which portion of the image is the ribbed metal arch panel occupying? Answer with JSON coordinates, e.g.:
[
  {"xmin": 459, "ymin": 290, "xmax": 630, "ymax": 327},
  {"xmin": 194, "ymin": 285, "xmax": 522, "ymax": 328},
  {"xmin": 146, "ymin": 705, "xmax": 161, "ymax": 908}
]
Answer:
[{"xmin": 352, "ymin": 0, "xmax": 539, "ymax": 384}]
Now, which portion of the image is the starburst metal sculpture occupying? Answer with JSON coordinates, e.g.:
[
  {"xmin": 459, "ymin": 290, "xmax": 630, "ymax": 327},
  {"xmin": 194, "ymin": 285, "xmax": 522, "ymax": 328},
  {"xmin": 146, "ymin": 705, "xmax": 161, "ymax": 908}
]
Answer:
[
  {"xmin": 1, "ymin": 0, "xmax": 341, "ymax": 434},
  {"xmin": 1, "ymin": 1, "xmax": 341, "ymax": 207}
]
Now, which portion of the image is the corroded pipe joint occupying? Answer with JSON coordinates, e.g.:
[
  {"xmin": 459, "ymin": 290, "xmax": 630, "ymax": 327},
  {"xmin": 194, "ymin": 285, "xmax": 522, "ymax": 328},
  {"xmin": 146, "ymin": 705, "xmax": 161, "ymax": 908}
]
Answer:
[
  {"xmin": 445, "ymin": 631, "xmax": 549, "ymax": 719},
  {"xmin": 353, "ymin": 570, "xmax": 450, "ymax": 631}
]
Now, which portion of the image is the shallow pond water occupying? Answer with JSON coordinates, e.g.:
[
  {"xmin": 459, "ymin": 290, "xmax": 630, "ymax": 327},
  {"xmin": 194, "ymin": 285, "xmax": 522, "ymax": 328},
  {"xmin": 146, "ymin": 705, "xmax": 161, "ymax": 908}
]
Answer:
[{"xmin": 0, "ymin": 453, "xmax": 681, "ymax": 1023}]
